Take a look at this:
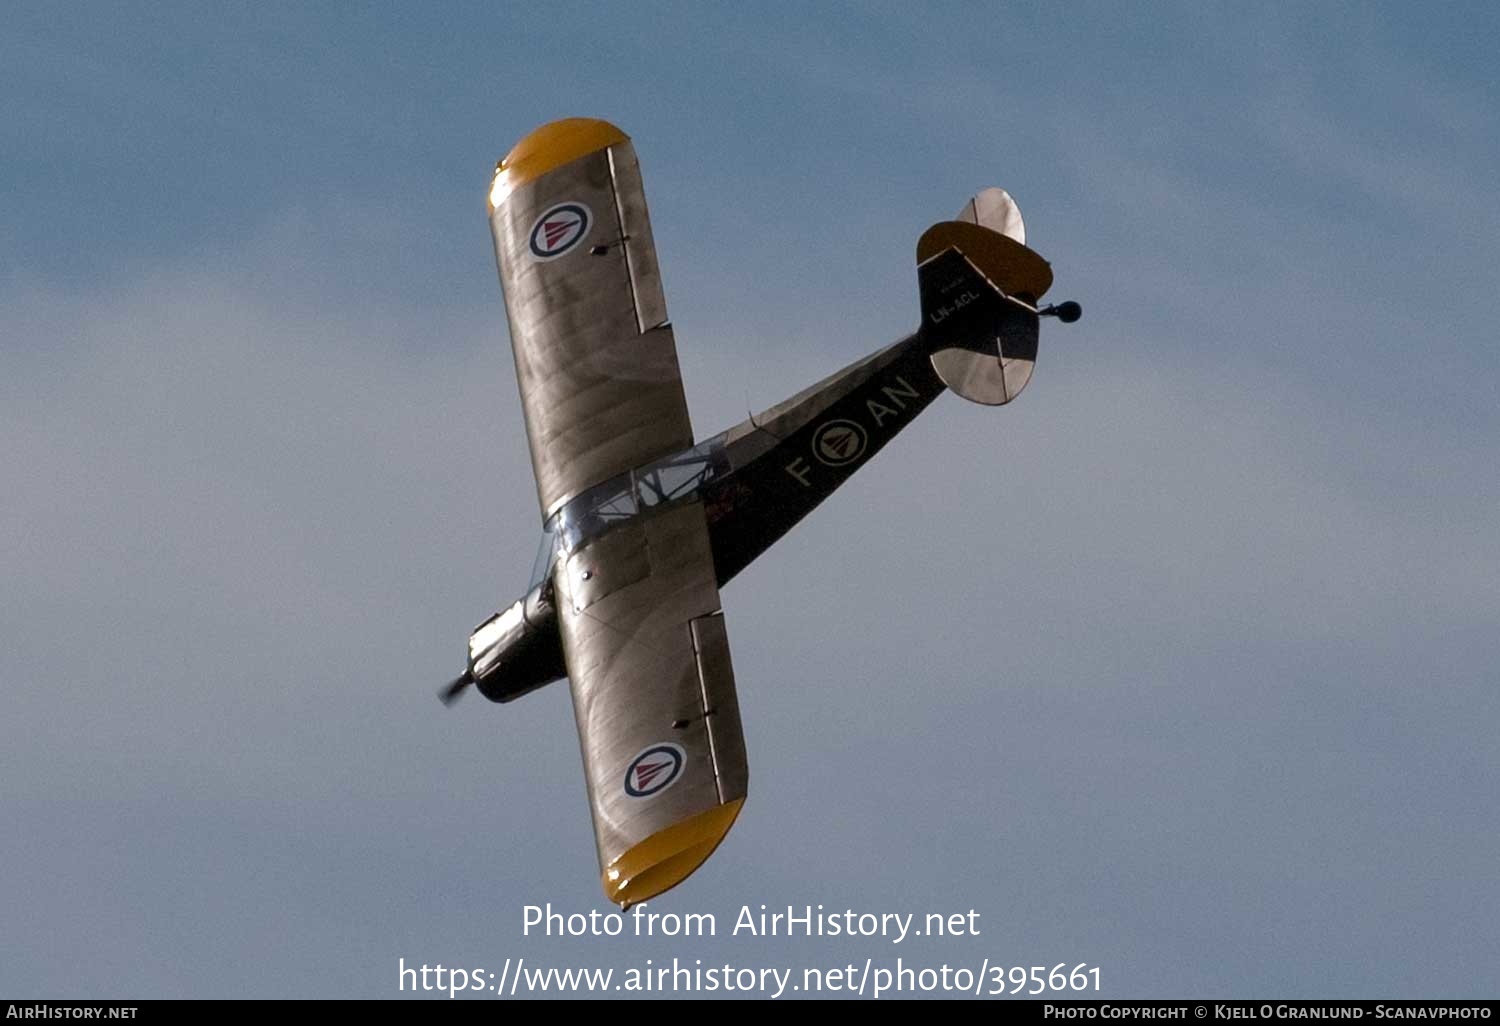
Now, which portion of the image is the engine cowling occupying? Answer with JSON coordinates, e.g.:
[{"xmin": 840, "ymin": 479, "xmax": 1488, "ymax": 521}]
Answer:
[{"xmin": 467, "ymin": 585, "xmax": 566, "ymax": 702}]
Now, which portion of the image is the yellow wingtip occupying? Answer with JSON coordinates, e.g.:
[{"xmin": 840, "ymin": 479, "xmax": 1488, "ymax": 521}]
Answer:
[
  {"xmin": 602, "ymin": 799, "xmax": 744, "ymax": 907},
  {"xmin": 488, "ymin": 118, "xmax": 629, "ymax": 210}
]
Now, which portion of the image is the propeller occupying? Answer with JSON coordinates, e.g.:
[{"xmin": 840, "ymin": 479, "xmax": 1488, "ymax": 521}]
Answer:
[{"xmin": 438, "ymin": 672, "xmax": 472, "ymax": 707}]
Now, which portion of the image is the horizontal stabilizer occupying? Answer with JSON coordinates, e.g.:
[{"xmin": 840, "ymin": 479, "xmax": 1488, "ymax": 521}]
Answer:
[{"xmin": 918, "ymin": 219, "xmax": 1051, "ymax": 301}]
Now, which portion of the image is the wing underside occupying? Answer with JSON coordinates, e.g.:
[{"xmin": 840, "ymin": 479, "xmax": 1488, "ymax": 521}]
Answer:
[
  {"xmin": 557, "ymin": 500, "xmax": 747, "ymax": 905},
  {"xmin": 488, "ymin": 120, "xmax": 747, "ymax": 904},
  {"xmin": 488, "ymin": 119, "xmax": 693, "ymax": 518}
]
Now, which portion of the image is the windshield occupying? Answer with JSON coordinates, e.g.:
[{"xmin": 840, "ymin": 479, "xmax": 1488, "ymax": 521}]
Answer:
[{"xmin": 528, "ymin": 522, "xmax": 559, "ymax": 591}]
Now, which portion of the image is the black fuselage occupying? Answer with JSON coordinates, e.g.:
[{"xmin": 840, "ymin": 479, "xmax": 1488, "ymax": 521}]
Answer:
[{"xmin": 703, "ymin": 333, "xmax": 944, "ymax": 584}]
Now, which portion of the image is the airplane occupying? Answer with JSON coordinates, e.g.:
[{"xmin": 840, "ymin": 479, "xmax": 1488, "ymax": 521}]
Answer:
[{"xmin": 439, "ymin": 118, "xmax": 1081, "ymax": 907}]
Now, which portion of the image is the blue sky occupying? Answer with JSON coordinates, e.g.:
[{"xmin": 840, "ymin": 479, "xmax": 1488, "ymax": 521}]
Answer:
[{"xmin": 3, "ymin": 2, "xmax": 1498, "ymax": 999}]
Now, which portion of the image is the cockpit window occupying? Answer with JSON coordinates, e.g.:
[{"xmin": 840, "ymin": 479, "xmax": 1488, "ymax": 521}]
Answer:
[
  {"xmin": 543, "ymin": 433, "xmax": 729, "ymax": 559},
  {"xmin": 554, "ymin": 478, "xmax": 637, "ymax": 553},
  {"xmin": 635, "ymin": 436, "xmax": 725, "ymax": 508}
]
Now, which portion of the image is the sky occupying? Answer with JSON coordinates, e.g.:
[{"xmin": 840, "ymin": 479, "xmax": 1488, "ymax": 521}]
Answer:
[{"xmin": 3, "ymin": 1, "xmax": 1498, "ymax": 1000}]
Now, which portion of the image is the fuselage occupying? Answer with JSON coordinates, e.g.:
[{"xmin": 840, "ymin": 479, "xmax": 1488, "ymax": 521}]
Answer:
[{"xmin": 470, "ymin": 331, "xmax": 946, "ymax": 702}]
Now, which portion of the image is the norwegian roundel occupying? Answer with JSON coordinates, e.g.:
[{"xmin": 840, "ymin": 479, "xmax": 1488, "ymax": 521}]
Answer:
[
  {"xmin": 528, "ymin": 202, "xmax": 592, "ymax": 261},
  {"xmin": 624, "ymin": 743, "xmax": 686, "ymax": 799},
  {"xmin": 811, "ymin": 418, "xmax": 868, "ymax": 467}
]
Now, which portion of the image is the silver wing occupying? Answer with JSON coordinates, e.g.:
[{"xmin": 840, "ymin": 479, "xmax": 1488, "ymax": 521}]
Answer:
[
  {"xmin": 488, "ymin": 118, "xmax": 692, "ymax": 518},
  {"xmin": 488, "ymin": 119, "xmax": 747, "ymax": 905},
  {"xmin": 556, "ymin": 498, "xmax": 746, "ymax": 906}
]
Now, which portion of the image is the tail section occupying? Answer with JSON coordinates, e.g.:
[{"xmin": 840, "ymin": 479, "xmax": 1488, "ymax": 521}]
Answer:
[{"xmin": 918, "ymin": 189, "xmax": 1076, "ymax": 406}]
